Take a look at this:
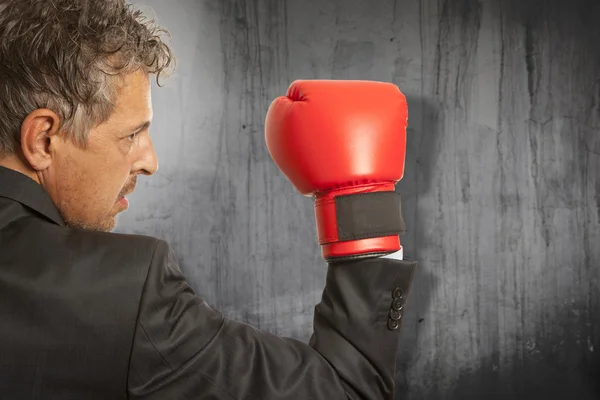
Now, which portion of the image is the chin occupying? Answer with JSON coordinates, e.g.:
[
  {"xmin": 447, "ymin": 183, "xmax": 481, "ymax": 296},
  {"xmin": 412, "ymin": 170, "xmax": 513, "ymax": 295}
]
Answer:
[
  {"xmin": 101, "ymin": 219, "xmax": 118, "ymax": 233},
  {"xmin": 64, "ymin": 215, "xmax": 118, "ymax": 233},
  {"xmin": 98, "ymin": 214, "xmax": 119, "ymax": 232}
]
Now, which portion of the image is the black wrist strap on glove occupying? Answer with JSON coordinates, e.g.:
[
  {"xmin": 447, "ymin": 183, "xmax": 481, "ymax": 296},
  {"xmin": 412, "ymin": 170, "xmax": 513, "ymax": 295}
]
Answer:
[{"xmin": 335, "ymin": 192, "xmax": 406, "ymax": 241}]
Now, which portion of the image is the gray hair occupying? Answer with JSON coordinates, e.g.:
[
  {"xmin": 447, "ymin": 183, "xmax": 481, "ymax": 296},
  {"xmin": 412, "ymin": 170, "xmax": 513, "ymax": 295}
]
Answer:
[{"xmin": 0, "ymin": 0, "xmax": 175, "ymax": 156}]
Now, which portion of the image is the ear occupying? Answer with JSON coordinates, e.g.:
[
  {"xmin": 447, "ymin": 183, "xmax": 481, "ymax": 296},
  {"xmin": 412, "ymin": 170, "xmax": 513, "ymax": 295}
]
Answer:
[{"xmin": 20, "ymin": 109, "xmax": 62, "ymax": 171}]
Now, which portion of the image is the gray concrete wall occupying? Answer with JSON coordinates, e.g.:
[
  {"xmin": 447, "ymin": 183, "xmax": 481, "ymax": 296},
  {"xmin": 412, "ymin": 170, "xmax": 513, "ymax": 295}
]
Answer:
[{"xmin": 119, "ymin": 0, "xmax": 600, "ymax": 398}]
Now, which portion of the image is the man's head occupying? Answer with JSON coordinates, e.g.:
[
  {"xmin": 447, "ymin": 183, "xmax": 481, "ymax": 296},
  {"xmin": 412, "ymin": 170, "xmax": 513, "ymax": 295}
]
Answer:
[{"xmin": 0, "ymin": 0, "xmax": 174, "ymax": 231}]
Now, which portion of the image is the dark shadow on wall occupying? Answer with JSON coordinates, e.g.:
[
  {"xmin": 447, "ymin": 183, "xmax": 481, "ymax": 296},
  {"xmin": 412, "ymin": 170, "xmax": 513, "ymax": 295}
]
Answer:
[
  {"xmin": 446, "ymin": 300, "xmax": 600, "ymax": 400},
  {"xmin": 445, "ymin": 0, "xmax": 600, "ymax": 397},
  {"xmin": 394, "ymin": 95, "xmax": 441, "ymax": 397}
]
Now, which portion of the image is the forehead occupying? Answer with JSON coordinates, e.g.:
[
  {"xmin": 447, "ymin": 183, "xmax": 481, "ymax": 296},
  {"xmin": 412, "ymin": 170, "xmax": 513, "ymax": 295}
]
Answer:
[{"xmin": 111, "ymin": 71, "xmax": 152, "ymax": 120}]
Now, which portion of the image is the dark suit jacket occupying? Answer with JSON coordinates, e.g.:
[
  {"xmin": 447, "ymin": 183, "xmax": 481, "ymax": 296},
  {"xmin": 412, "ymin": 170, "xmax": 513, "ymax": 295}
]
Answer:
[{"xmin": 0, "ymin": 166, "xmax": 417, "ymax": 399}]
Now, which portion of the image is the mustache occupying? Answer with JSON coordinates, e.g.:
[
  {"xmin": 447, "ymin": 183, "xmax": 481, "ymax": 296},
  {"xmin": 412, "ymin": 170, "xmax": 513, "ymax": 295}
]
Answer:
[{"xmin": 118, "ymin": 176, "xmax": 137, "ymax": 198}]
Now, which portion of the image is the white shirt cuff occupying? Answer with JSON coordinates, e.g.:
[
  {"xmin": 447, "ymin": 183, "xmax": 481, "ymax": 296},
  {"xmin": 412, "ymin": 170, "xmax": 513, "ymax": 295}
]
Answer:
[{"xmin": 380, "ymin": 246, "xmax": 403, "ymax": 260}]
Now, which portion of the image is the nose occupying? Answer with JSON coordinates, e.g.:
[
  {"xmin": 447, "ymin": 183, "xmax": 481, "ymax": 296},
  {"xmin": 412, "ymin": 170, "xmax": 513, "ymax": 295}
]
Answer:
[{"xmin": 133, "ymin": 135, "xmax": 159, "ymax": 176}]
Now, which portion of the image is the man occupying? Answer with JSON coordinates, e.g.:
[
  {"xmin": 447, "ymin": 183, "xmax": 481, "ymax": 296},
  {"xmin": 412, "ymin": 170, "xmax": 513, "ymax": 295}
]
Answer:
[{"xmin": 0, "ymin": 0, "xmax": 417, "ymax": 399}]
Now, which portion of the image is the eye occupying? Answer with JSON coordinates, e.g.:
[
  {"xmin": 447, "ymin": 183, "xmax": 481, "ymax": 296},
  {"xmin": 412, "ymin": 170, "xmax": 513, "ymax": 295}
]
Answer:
[{"xmin": 127, "ymin": 132, "xmax": 139, "ymax": 142}]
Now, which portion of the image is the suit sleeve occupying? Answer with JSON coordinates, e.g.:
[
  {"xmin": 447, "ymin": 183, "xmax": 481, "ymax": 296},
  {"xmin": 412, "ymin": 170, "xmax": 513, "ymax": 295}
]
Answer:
[{"xmin": 127, "ymin": 240, "xmax": 417, "ymax": 399}]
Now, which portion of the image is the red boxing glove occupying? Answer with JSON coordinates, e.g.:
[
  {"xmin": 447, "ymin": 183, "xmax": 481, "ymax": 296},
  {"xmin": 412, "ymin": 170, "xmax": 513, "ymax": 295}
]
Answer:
[{"xmin": 265, "ymin": 80, "xmax": 408, "ymax": 261}]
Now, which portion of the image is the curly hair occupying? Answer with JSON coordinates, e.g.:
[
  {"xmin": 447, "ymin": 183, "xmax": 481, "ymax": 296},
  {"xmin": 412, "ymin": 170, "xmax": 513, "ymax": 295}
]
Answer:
[{"xmin": 0, "ymin": 0, "xmax": 175, "ymax": 156}]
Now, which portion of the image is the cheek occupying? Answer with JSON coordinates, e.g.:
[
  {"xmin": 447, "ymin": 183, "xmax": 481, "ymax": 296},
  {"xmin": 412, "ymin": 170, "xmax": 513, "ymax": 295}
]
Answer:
[
  {"xmin": 98, "ymin": 161, "xmax": 131, "ymax": 196},
  {"xmin": 71, "ymin": 156, "xmax": 130, "ymax": 205}
]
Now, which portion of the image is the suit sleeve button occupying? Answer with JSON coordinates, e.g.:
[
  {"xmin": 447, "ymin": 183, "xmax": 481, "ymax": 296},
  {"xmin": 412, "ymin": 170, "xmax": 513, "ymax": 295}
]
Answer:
[
  {"xmin": 387, "ymin": 319, "xmax": 400, "ymax": 330},
  {"xmin": 392, "ymin": 297, "xmax": 404, "ymax": 311},
  {"xmin": 392, "ymin": 287, "xmax": 404, "ymax": 299},
  {"xmin": 389, "ymin": 309, "xmax": 402, "ymax": 320}
]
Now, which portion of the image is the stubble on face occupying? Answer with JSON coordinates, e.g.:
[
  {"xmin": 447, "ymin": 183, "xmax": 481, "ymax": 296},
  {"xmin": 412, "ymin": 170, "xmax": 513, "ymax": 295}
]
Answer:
[
  {"xmin": 59, "ymin": 172, "xmax": 138, "ymax": 232},
  {"xmin": 47, "ymin": 72, "xmax": 151, "ymax": 232},
  {"xmin": 54, "ymin": 150, "xmax": 138, "ymax": 232}
]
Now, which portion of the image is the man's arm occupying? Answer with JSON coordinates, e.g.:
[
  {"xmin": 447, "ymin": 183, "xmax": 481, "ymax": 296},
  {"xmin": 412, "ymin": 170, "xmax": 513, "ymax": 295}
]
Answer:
[{"xmin": 127, "ymin": 240, "xmax": 416, "ymax": 399}]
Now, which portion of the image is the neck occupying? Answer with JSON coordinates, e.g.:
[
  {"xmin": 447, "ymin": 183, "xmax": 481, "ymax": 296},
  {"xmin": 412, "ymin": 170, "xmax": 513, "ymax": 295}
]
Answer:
[{"xmin": 0, "ymin": 154, "xmax": 40, "ymax": 183}]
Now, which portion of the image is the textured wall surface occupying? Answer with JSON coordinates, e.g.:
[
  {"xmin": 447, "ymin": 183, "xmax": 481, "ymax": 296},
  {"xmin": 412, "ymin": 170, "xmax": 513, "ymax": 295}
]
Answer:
[{"xmin": 119, "ymin": 0, "xmax": 600, "ymax": 398}]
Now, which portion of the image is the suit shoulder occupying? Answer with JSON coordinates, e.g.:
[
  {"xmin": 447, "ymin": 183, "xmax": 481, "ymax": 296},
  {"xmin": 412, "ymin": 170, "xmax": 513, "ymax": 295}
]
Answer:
[
  {"xmin": 65, "ymin": 228, "xmax": 167, "ymax": 268},
  {"xmin": 13, "ymin": 216, "xmax": 167, "ymax": 273}
]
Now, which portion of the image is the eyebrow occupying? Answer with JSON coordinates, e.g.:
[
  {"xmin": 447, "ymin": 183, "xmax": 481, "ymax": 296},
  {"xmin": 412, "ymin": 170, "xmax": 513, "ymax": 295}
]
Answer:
[{"xmin": 130, "ymin": 121, "xmax": 152, "ymax": 133}]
